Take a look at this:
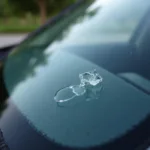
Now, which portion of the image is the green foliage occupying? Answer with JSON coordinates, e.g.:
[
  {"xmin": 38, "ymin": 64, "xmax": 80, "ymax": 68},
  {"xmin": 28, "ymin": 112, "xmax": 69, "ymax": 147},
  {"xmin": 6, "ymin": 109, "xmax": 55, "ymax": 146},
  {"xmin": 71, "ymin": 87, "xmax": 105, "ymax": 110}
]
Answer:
[
  {"xmin": 5, "ymin": 0, "xmax": 76, "ymax": 16},
  {"xmin": 7, "ymin": 0, "xmax": 38, "ymax": 16},
  {"xmin": 0, "ymin": 0, "xmax": 77, "ymax": 32},
  {"xmin": 47, "ymin": 0, "xmax": 77, "ymax": 14},
  {"xmin": 0, "ymin": 25, "xmax": 39, "ymax": 33},
  {"xmin": 0, "ymin": 16, "xmax": 40, "ymax": 33},
  {"xmin": 0, "ymin": 0, "xmax": 12, "ymax": 17}
]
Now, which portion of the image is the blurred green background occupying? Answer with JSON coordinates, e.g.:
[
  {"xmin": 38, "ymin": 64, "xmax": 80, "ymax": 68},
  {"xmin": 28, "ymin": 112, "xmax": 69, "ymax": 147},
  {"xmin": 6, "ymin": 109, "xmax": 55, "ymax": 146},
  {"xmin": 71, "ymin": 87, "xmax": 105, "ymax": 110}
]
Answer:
[{"xmin": 0, "ymin": 0, "xmax": 76, "ymax": 33}]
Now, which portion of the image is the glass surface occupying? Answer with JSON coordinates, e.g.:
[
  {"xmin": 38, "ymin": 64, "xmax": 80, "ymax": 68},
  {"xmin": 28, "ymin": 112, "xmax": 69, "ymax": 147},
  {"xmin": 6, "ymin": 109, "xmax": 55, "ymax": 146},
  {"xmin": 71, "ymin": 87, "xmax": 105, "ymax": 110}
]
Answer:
[
  {"xmin": 20, "ymin": 0, "xmax": 149, "ymax": 46},
  {"xmin": 2, "ymin": 0, "xmax": 150, "ymax": 149},
  {"xmin": 4, "ymin": 51, "xmax": 150, "ymax": 148}
]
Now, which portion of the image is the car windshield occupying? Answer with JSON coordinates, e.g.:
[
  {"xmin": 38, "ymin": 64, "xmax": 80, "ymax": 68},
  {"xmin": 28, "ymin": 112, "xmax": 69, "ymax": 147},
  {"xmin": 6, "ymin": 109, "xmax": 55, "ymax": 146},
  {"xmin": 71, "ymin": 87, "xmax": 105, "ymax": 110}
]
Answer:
[
  {"xmin": 2, "ymin": 0, "xmax": 150, "ymax": 150},
  {"xmin": 18, "ymin": 0, "xmax": 149, "ymax": 46}
]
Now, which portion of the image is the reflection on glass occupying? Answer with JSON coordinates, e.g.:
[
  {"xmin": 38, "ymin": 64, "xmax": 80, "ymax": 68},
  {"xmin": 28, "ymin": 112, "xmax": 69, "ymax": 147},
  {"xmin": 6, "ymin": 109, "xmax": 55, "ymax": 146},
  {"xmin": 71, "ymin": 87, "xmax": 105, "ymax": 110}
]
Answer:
[{"xmin": 5, "ymin": 46, "xmax": 50, "ymax": 92}]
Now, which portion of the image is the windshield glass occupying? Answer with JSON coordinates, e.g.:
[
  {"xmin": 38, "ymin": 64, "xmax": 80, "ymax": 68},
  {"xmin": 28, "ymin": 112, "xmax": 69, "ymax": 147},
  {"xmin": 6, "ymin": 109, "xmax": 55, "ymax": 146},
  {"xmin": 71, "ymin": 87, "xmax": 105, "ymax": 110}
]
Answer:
[
  {"xmin": 19, "ymin": 0, "xmax": 149, "ymax": 46},
  {"xmin": 3, "ymin": 0, "xmax": 150, "ymax": 150}
]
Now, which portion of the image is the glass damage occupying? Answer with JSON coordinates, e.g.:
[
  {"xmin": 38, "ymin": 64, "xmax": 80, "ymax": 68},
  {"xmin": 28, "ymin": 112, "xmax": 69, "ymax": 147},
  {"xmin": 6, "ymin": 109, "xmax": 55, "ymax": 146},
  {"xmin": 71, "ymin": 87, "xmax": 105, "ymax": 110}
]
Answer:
[{"xmin": 54, "ymin": 69, "xmax": 103, "ymax": 104}]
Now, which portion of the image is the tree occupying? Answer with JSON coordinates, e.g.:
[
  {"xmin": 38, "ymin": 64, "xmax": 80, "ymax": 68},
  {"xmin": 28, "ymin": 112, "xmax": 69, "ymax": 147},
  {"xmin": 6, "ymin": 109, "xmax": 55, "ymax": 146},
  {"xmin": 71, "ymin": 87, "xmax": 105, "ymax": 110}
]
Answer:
[
  {"xmin": 7, "ymin": 0, "xmax": 76, "ymax": 24},
  {"xmin": 36, "ymin": 0, "xmax": 77, "ymax": 24},
  {"xmin": 36, "ymin": 0, "xmax": 47, "ymax": 24}
]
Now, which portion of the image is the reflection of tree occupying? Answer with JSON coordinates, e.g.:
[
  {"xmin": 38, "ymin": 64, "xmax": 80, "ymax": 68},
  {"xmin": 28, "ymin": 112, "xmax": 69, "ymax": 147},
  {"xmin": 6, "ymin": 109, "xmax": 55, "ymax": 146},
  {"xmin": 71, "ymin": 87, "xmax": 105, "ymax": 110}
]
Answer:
[
  {"xmin": 28, "ymin": 0, "xmax": 101, "ymax": 44},
  {"xmin": 5, "ymin": 45, "xmax": 50, "ymax": 92},
  {"xmin": 87, "ymin": 7, "xmax": 100, "ymax": 17},
  {"xmin": 56, "ymin": 3, "xmax": 101, "ymax": 42}
]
